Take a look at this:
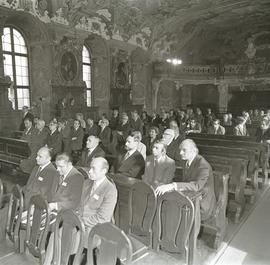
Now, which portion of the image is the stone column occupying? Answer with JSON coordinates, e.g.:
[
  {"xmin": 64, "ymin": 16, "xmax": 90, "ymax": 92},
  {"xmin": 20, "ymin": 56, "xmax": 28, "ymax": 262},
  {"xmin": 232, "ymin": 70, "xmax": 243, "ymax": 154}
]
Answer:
[
  {"xmin": 151, "ymin": 78, "xmax": 162, "ymax": 112},
  {"xmin": 218, "ymin": 82, "xmax": 228, "ymax": 113}
]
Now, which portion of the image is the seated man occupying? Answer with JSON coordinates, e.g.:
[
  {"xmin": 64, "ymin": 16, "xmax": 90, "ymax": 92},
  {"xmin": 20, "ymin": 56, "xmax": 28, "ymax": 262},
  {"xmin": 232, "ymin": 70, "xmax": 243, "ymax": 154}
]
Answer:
[
  {"xmin": 77, "ymin": 135, "xmax": 105, "ymax": 168},
  {"xmin": 142, "ymin": 141, "xmax": 175, "ymax": 189},
  {"xmin": 78, "ymin": 157, "xmax": 117, "ymax": 246},
  {"xmin": 162, "ymin": 128, "xmax": 182, "ymax": 166},
  {"xmin": 113, "ymin": 134, "xmax": 145, "ymax": 179},
  {"xmin": 49, "ymin": 153, "xmax": 84, "ymax": 212},
  {"xmin": 185, "ymin": 118, "xmax": 202, "ymax": 134},
  {"xmin": 46, "ymin": 120, "xmax": 62, "ymax": 159},
  {"xmin": 21, "ymin": 118, "xmax": 38, "ymax": 142},
  {"xmin": 19, "ymin": 105, "xmax": 34, "ymax": 131},
  {"xmin": 156, "ymin": 139, "xmax": 216, "ymax": 222},
  {"xmin": 233, "ymin": 116, "xmax": 249, "ymax": 136},
  {"xmin": 256, "ymin": 118, "xmax": 270, "ymax": 143},
  {"xmin": 23, "ymin": 146, "xmax": 60, "ymax": 208},
  {"xmin": 43, "ymin": 153, "xmax": 85, "ymax": 265},
  {"xmin": 207, "ymin": 119, "xmax": 225, "ymax": 135}
]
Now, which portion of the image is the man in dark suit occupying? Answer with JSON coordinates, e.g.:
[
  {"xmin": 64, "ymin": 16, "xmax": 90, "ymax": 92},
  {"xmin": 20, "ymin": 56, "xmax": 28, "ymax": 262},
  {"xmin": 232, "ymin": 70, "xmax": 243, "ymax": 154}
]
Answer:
[
  {"xmin": 109, "ymin": 107, "xmax": 120, "ymax": 130},
  {"xmin": 98, "ymin": 118, "xmax": 111, "ymax": 153},
  {"xmin": 77, "ymin": 135, "xmax": 105, "ymax": 168},
  {"xmin": 46, "ymin": 120, "xmax": 62, "ymax": 159},
  {"xmin": 49, "ymin": 153, "xmax": 84, "ymax": 212},
  {"xmin": 44, "ymin": 153, "xmax": 85, "ymax": 265},
  {"xmin": 21, "ymin": 118, "xmax": 38, "ymax": 143},
  {"xmin": 142, "ymin": 141, "xmax": 175, "ymax": 189},
  {"xmin": 207, "ymin": 119, "xmax": 225, "ymax": 135},
  {"xmin": 113, "ymin": 134, "xmax": 145, "ymax": 179},
  {"xmin": 162, "ymin": 128, "xmax": 183, "ymax": 166},
  {"xmin": 23, "ymin": 146, "xmax": 60, "ymax": 208},
  {"xmin": 130, "ymin": 110, "xmax": 143, "ymax": 134},
  {"xmin": 19, "ymin": 106, "xmax": 34, "ymax": 131},
  {"xmin": 156, "ymin": 139, "xmax": 216, "ymax": 221}
]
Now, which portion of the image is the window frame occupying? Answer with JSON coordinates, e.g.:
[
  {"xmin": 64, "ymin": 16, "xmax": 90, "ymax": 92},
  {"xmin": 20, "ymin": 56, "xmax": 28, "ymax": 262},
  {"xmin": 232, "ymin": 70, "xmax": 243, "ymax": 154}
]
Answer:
[
  {"xmin": 2, "ymin": 25, "xmax": 31, "ymax": 110},
  {"xmin": 82, "ymin": 45, "xmax": 92, "ymax": 107}
]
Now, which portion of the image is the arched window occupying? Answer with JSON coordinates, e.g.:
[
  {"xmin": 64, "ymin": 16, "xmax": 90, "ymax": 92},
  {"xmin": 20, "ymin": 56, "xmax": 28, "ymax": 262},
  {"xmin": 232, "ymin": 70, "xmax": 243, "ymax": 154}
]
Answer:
[
  {"xmin": 2, "ymin": 26, "xmax": 30, "ymax": 110},
  {"xmin": 82, "ymin": 45, "xmax": 92, "ymax": 107}
]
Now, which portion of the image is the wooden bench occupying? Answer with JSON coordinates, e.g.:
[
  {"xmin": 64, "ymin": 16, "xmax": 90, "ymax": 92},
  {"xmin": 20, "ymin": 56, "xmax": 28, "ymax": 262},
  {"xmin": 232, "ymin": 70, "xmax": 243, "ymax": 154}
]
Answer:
[
  {"xmin": 0, "ymin": 137, "xmax": 30, "ymax": 172},
  {"xmin": 188, "ymin": 133, "xmax": 257, "ymax": 142},
  {"xmin": 190, "ymin": 136, "xmax": 269, "ymax": 187}
]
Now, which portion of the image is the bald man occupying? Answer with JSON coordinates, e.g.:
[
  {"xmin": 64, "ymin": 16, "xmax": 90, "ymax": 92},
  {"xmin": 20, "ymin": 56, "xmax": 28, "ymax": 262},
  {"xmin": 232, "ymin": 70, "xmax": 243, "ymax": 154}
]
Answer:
[
  {"xmin": 23, "ymin": 146, "xmax": 60, "ymax": 208},
  {"xmin": 77, "ymin": 135, "xmax": 105, "ymax": 168},
  {"xmin": 78, "ymin": 157, "xmax": 117, "ymax": 244},
  {"xmin": 156, "ymin": 139, "xmax": 216, "ymax": 221}
]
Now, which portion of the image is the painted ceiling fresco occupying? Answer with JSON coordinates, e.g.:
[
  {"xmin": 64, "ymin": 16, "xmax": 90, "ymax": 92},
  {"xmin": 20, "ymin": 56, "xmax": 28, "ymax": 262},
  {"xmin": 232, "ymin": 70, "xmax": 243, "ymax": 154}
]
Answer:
[{"xmin": 1, "ymin": 0, "xmax": 270, "ymax": 62}]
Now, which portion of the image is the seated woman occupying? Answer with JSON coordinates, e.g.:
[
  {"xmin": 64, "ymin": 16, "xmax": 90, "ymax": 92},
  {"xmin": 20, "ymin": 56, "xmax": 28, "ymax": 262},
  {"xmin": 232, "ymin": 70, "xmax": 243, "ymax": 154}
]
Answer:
[
  {"xmin": 143, "ymin": 126, "xmax": 160, "ymax": 156},
  {"xmin": 185, "ymin": 118, "xmax": 202, "ymax": 134},
  {"xmin": 207, "ymin": 119, "xmax": 225, "ymax": 135},
  {"xmin": 233, "ymin": 116, "xmax": 249, "ymax": 136}
]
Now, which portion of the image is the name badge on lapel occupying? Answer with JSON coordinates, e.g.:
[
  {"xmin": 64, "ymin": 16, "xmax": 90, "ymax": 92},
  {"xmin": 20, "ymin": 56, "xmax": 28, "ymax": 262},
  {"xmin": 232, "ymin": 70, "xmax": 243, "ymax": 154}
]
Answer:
[
  {"xmin": 62, "ymin": 182, "xmax": 67, "ymax": 187},
  {"xmin": 38, "ymin": 176, "xmax": 44, "ymax": 182},
  {"xmin": 93, "ymin": 194, "xmax": 99, "ymax": 200}
]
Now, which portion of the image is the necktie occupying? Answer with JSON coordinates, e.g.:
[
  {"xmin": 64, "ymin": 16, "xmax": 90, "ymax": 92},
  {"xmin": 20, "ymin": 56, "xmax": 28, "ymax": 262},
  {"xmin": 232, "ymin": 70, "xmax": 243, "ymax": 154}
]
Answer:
[
  {"xmin": 90, "ymin": 181, "xmax": 97, "ymax": 196},
  {"xmin": 124, "ymin": 151, "xmax": 130, "ymax": 161},
  {"xmin": 59, "ymin": 175, "xmax": 65, "ymax": 185}
]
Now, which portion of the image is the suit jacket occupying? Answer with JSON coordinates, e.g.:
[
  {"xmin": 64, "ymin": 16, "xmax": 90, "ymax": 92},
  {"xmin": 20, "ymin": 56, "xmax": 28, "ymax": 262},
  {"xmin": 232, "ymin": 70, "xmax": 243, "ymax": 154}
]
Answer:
[
  {"xmin": 52, "ymin": 167, "xmax": 84, "ymax": 211},
  {"xmin": 77, "ymin": 145, "xmax": 106, "ymax": 167},
  {"xmin": 116, "ymin": 122, "xmax": 131, "ymax": 141},
  {"xmin": 46, "ymin": 130, "xmax": 62, "ymax": 158},
  {"xmin": 207, "ymin": 125, "xmax": 225, "ymax": 135},
  {"xmin": 166, "ymin": 134, "xmax": 185, "ymax": 166},
  {"xmin": 85, "ymin": 124, "xmax": 98, "ymax": 137},
  {"xmin": 19, "ymin": 112, "xmax": 34, "ymax": 131},
  {"xmin": 21, "ymin": 126, "xmax": 38, "ymax": 143},
  {"xmin": 98, "ymin": 126, "xmax": 111, "ymax": 149},
  {"xmin": 30, "ymin": 128, "xmax": 49, "ymax": 154},
  {"xmin": 23, "ymin": 163, "xmax": 60, "ymax": 208},
  {"xmin": 110, "ymin": 116, "xmax": 120, "ymax": 130},
  {"xmin": 114, "ymin": 150, "xmax": 145, "ymax": 179},
  {"xmin": 233, "ymin": 125, "xmax": 249, "ymax": 136},
  {"xmin": 71, "ymin": 127, "xmax": 84, "ymax": 151},
  {"xmin": 143, "ymin": 155, "xmax": 175, "ymax": 188},
  {"xmin": 130, "ymin": 118, "xmax": 143, "ymax": 133},
  {"xmin": 255, "ymin": 127, "xmax": 270, "ymax": 143},
  {"xmin": 176, "ymin": 155, "xmax": 216, "ymax": 221},
  {"xmin": 143, "ymin": 136, "xmax": 157, "ymax": 156},
  {"xmin": 78, "ymin": 177, "xmax": 117, "ymax": 244}
]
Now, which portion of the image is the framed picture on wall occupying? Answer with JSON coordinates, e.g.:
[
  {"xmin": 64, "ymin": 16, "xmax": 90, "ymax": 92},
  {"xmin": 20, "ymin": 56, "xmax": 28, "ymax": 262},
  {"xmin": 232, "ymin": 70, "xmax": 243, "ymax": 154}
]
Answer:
[{"xmin": 60, "ymin": 51, "xmax": 78, "ymax": 81}]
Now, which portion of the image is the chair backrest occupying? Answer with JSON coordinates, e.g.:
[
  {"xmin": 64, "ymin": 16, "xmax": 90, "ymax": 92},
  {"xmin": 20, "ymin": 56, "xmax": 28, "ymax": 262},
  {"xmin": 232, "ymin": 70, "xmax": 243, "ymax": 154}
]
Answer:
[
  {"xmin": 88, "ymin": 222, "xmax": 133, "ymax": 265},
  {"xmin": 6, "ymin": 184, "xmax": 24, "ymax": 251},
  {"xmin": 213, "ymin": 172, "xmax": 229, "ymax": 221},
  {"xmin": 128, "ymin": 181, "xmax": 157, "ymax": 247},
  {"xmin": 53, "ymin": 210, "xmax": 85, "ymax": 265},
  {"xmin": 156, "ymin": 191, "xmax": 194, "ymax": 264},
  {"xmin": 25, "ymin": 195, "xmax": 50, "ymax": 264}
]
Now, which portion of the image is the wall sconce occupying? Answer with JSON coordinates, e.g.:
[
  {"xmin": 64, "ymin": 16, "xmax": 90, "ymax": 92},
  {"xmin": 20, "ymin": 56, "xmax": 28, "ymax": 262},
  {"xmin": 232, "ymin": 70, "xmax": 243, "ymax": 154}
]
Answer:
[{"xmin": 166, "ymin": 58, "xmax": 182, "ymax": 65}]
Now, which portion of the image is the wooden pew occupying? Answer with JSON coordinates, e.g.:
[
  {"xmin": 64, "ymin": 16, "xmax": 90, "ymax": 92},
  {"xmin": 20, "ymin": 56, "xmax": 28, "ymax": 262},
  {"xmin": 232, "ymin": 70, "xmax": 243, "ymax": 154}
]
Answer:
[
  {"xmin": 0, "ymin": 137, "xmax": 30, "ymax": 169},
  {"xmin": 189, "ymin": 137, "xmax": 264, "ymax": 186}
]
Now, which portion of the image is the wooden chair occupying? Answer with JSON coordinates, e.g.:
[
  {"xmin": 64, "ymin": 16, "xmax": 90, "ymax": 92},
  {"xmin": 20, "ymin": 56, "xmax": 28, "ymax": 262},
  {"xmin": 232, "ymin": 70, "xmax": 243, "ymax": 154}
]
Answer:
[
  {"xmin": 128, "ymin": 181, "xmax": 157, "ymax": 248},
  {"xmin": 201, "ymin": 172, "xmax": 229, "ymax": 249},
  {"xmin": 88, "ymin": 222, "xmax": 133, "ymax": 265},
  {"xmin": 0, "ymin": 194, "xmax": 50, "ymax": 265},
  {"xmin": 0, "ymin": 183, "xmax": 23, "ymax": 258},
  {"xmin": 52, "ymin": 209, "xmax": 85, "ymax": 265},
  {"xmin": 156, "ymin": 191, "xmax": 195, "ymax": 265}
]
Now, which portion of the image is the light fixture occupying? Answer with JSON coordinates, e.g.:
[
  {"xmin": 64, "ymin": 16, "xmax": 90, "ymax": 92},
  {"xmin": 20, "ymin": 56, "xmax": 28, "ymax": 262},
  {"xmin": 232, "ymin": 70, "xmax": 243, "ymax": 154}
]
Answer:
[{"xmin": 166, "ymin": 58, "xmax": 182, "ymax": 65}]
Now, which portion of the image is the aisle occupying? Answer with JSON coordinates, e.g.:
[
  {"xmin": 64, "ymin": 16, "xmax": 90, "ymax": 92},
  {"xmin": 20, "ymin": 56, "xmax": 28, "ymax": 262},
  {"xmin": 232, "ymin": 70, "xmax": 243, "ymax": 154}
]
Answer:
[{"xmin": 214, "ymin": 187, "xmax": 270, "ymax": 265}]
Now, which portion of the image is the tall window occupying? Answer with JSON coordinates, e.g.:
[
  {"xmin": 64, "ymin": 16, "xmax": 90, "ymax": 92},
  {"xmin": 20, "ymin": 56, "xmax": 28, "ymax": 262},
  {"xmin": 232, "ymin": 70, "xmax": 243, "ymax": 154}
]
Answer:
[
  {"xmin": 2, "ymin": 26, "xmax": 30, "ymax": 110},
  {"xmin": 82, "ymin": 45, "xmax": 92, "ymax": 107}
]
